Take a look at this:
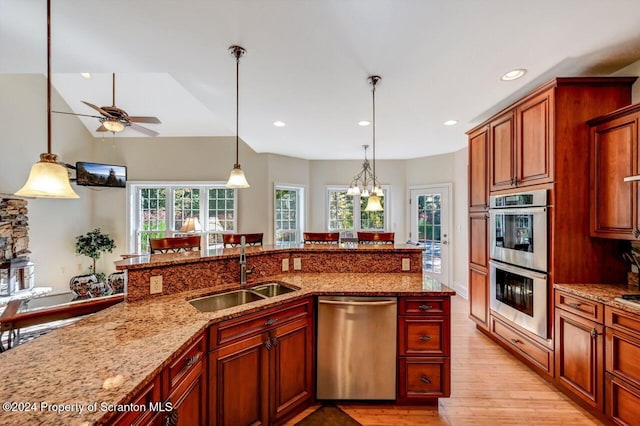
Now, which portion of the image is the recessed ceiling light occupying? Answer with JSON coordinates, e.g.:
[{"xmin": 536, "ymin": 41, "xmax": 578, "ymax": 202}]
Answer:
[
  {"xmin": 273, "ymin": 121, "xmax": 286, "ymax": 127},
  {"xmin": 444, "ymin": 120, "xmax": 458, "ymax": 126},
  {"xmin": 358, "ymin": 121, "xmax": 371, "ymax": 126},
  {"xmin": 81, "ymin": 73, "xmax": 91, "ymax": 79},
  {"xmin": 501, "ymin": 69, "xmax": 527, "ymax": 81}
]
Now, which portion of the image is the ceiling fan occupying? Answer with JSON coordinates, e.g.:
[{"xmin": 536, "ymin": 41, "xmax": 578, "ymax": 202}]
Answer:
[{"xmin": 54, "ymin": 73, "xmax": 161, "ymax": 136}]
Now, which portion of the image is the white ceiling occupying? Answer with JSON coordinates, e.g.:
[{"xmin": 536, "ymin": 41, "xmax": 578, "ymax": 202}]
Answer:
[{"xmin": 2, "ymin": 0, "xmax": 640, "ymax": 160}]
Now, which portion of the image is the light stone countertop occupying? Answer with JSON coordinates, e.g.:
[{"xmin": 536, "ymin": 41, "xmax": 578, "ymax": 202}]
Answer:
[
  {"xmin": 554, "ymin": 282, "xmax": 640, "ymax": 316},
  {"xmin": 0, "ymin": 272, "xmax": 454, "ymax": 425}
]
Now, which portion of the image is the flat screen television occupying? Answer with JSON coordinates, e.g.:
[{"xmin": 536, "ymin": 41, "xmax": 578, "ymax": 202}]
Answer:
[{"xmin": 75, "ymin": 162, "xmax": 127, "ymax": 188}]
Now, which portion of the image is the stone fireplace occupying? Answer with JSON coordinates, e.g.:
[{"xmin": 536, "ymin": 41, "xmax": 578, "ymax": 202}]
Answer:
[{"xmin": 0, "ymin": 197, "xmax": 33, "ymax": 296}]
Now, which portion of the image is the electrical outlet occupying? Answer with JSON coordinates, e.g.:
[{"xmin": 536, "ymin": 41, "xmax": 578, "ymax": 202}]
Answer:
[
  {"xmin": 282, "ymin": 258, "xmax": 289, "ymax": 272},
  {"xmin": 293, "ymin": 258, "xmax": 302, "ymax": 271},
  {"xmin": 150, "ymin": 275, "xmax": 163, "ymax": 294},
  {"xmin": 402, "ymin": 258, "xmax": 411, "ymax": 271}
]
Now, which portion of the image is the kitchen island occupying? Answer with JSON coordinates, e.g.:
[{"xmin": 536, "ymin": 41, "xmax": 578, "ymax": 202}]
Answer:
[{"xmin": 0, "ymin": 244, "xmax": 454, "ymax": 425}]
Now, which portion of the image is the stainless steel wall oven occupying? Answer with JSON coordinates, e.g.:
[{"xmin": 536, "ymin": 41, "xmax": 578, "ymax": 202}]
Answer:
[{"xmin": 489, "ymin": 189, "xmax": 549, "ymax": 339}]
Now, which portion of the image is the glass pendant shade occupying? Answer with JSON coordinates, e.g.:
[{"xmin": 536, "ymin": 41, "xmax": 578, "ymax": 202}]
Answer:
[
  {"xmin": 364, "ymin": 193, "xmax": 383, "ymax": 212},
  {"xmin": 103, "ymin": 119, "xmax": 125, "ymax": 133},
  {"xmin": 373, "ymin": 185, "xmax": 384, "ymax": 197},
  {"xmin": 347, "ymin": 185, "xmax": 360, "ymax": 196},
  {"xmin": 15, "ymin": 153, "xmax": 79, "ymax": 199},
  {"xmin": 226, "ymin": 164, "xmax": 250, "ymax": 188},
  {"xmin": 361, "ymin": 188, "xmax": 370, "ymax": 197}
]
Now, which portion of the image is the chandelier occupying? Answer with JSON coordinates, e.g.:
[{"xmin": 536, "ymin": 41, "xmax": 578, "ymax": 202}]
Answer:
[{"xmin": 347, "ymin": 145, "xmax": 378, "ymax": 197}]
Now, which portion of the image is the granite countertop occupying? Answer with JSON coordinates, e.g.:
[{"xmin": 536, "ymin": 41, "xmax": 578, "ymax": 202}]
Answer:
[
  {"xmin": 0, "ymin": 272, "xmax": 454, "ymax": 425},
  {"xmin": 115, "ymin": 243, "xmax": 424, "ymax": 271},
  {"xmin": 554, "ymin": 282, "xmax": 640, "ymax": 316}
]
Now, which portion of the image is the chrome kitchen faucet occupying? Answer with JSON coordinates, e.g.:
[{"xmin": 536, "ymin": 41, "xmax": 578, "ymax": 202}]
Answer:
[{"xmin": 239, "ymin": 236, "xmax": 253, "ymax": 285}]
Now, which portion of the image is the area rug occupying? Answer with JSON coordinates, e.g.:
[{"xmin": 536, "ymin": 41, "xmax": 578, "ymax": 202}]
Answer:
[{"xmin": 294, "ymin": 404, "xmax": 362, "ymax": 426}]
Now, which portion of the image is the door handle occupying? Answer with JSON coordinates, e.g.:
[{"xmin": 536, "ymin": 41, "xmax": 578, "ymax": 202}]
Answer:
[{"xmin": 442, "ymin": 241, "xmax": 448, "ymax": 245}]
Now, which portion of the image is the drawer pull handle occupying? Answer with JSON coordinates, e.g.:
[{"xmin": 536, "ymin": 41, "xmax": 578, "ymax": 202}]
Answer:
[
  {"xmin": 265, "ymin": 318, "xmax": 278, "ymax": 327},
  {"xmin": 272, "ymin": 335, "xmax": 278, "ymax": 346},
  {"xmin": 634, "ymin": 228, "xmax": 640, "ymax": 238},
  {"xmin": 511, "ymin": 338, "xmax": 522, "ymax": 344},
  {"xmin": 265, "ymin": 337, "xmax": 272, "ymax": 351},
  {"xmin": 419, "ymin": 304, "xmax": 433, "ymax": 311},
  {"xmin": 163, "ymin": 400, "xmax": 178, "ymax": 426},
  {"xmin": 590, "ymin": 328, "xmax": 601, "ymax": 339},
  {"xmin": 420, "ymin": 375, "xmax": 431, "ymax": 384},
  {"xmin": 184, "ymin": 353, "xmax": 200, "ymax": 368},
  {"xmin": 419, "ymin": 335, "xmax": 431, "ymax": 341},
  {"xmin": 567, "ymin": 302, "xmax": 582, "ymax": 309}
]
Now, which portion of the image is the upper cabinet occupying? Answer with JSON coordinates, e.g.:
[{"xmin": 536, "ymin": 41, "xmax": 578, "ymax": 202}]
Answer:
[
  {"xmin": 468, "ymin": 126, "xmax": 489, "ymax": 211},
  {"xmin": 589, "ymin": 103, "xmax": 640, "ymax": 240},
  {"xmin": 489, "ymin": 88, "xmax": 554, "ymax": 191}
]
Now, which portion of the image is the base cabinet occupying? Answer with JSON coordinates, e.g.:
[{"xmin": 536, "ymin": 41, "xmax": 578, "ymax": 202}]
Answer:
[{"xmin": 209, "ymin": 298, "xmax": 313, "ymax": 426}]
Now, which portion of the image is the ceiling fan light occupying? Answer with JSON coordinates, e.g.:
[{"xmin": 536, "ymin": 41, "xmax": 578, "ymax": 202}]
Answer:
[
  {"xmin": 103, "ymin": 119, "xmax": 125, "ymax": 133},
  {"xmin": 15, "ymin": 153, "xmax": 79, "ymax": 199},
  {"xmin": 364, "ymin": 193, "xmax": 383, "ymax": 212},
  {"xmin": 226, "ymin": 164, "xmax": 250, "ymax": 188}
]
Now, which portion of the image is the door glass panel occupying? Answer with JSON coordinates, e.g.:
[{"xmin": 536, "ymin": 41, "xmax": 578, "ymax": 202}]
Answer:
[{"xmin": 418, "ymin": 194, "xmax": 442, "ymax": 274}]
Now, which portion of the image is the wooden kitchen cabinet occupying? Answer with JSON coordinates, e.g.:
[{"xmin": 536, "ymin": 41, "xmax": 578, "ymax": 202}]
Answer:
[
  {"xmin": 397, "ymin": 296, "xmax": 451, "ymax": 403},
  {"xmin": 555, "ymin": 291, "xmax": 604, "ymax": 412},
  {"xmin": 489, "ymin": 110, "xmax": 516, "ymax": 191},
  {"xmin": 589, "ymin": 103, "xmax": 640, "ymax": 240},
  {"xmin": 605, "ymin": 305, "xmax": 640, "ymax": 425},
  {"xmin": 468, "ymin": 267, "xmax": 489, "ymax": 329},
  {"xmin": 468, "ymin": 125, "xmax": 489, "ymax": 211},
  {"xmin": 209, "ymin": 298, "xmax": 313, "ymax": 426},
  {"xmin": 112, "ymin": 375, "xmax": 162, "ymax": 426}
]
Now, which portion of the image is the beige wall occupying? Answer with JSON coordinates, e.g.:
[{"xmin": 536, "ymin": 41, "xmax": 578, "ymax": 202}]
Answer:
[
  {"xmin": 0, "ymin": 74, "xmax": 93, "ymax": 292},
  {"xmin": 614, "ymin": 59, "xmax": 640, "ymax": 102}
]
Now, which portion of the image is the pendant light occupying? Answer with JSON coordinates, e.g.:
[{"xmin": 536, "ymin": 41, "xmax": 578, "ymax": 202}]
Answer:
[
  {"xmin": 226, "ymin": 45, "xmax": 250, "ymax": 189},
  {"xmin": 15, "ymin": 0, "xmax": 78, "ymax": 199},
  {"xmin": 365, "ymin": 75, "xmax": 383, "ymax": 212}
]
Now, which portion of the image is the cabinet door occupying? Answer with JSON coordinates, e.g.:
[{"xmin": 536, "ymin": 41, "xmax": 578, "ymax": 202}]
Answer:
[
  {"xmin": 590, "ymin": 113, "xmax": 639, "ymax": 239},
  {"xmin": 211, "ymin": 333, "xmax": 269, "ymax": 426},
  {"xmin": 468, "ymin": 266, "xmax": 489, "ymax": 329},
  {"xmin": 468, "ymin": 126, "xmax": 489, "ymax": 211},
  {"xmin": 469, "ymin": 212, "xmax": 488, "ymax": 268},
  {"xmin": 515, "ymin": 90, "xmax": 554, "ymax": 187},
  {"xmin": 166, "ymin": 361, "xmax": 207, "ymax": 426},
  {"xmin": 606, "ymin": 373, "xmax": 640, "ymax": 425},
  {"xmin": 489, "ymin": 110, "xmax": 516, "ymax": 191},
  {"xmin": 555, "ymin": 308, "xmax": 604, "ymax": 411},
  {"xmin": 270, "ymin": 317, "xmax": 313, "ymax": 424}
]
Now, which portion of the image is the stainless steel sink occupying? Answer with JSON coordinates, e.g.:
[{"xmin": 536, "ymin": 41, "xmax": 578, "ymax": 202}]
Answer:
[
  {"xmin": 189, "ymin": 290, "xmax": 267, "ymax": 312},
  {"xmin": 250, "ymin": 282, "xmax": 298, "ymax": 297}
]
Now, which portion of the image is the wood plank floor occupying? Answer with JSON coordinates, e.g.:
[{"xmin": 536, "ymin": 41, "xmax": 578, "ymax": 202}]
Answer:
[{"xmin": 285, "ymin": 295, "xmax": 603, "ymax": 426}]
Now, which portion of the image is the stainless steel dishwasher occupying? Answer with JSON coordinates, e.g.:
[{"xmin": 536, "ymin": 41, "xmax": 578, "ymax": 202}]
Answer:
[{"xmin": 316, "ymin": 296, "xmax": 397, "ymax": 400}]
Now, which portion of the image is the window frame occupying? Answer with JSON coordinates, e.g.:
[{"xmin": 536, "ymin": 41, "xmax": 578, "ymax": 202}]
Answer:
[
  {"xmin": 325, "ymin": 185, "xmax": 391, "ymax": 237},
  {"xmin": 273, "ymin": 184, "xmax": 305, "ymax": 244},
  {"xmin": 127, "ymin": 181, "xmax": 237, "ymax": 253}
]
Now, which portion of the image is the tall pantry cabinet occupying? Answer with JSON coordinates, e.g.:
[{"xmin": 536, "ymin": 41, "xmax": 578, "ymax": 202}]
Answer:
[{"xmin": 466, "ymin": 77, "xmax": 635, "ymax": 375}]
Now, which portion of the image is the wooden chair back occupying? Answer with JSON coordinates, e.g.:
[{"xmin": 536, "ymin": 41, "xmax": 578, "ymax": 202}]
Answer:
[
  {"xmin": 357, "ymin": 232, "xmax": 395, "ymax": 244},
  {"xmin": 222, "ymin": 233, "xmax": 264, "ymax": 248},
  {"xmin": 303, "ymin": 232, "xmax": 340, "ymax": 244},
  {"xmin": 149, "ymin": 235, "xmax": 201, "ymax": 254}
]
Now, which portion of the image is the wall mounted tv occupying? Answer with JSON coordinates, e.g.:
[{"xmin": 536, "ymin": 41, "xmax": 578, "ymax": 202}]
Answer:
[{"xmin": 75, "ymin": 162, "xmax": 127, "ymax": 188}]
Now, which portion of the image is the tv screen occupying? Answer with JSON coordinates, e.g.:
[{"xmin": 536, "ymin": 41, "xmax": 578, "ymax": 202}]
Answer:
[{"xmin": 75, "ymin": 162, "xmax": 127, "ymax": 188}]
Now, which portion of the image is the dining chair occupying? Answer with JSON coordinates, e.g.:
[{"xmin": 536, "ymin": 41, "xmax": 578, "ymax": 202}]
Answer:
[
  {"xmin": 149, "ymin": 235, "xmax": 202, "ymax": 254},
  {"xmin": 357, "ymin": 232, "xmax": 395, "ymax": 244},
  {"xmin": 222, "ymin": 233, "xmax": 264, "ymax": 248},
  {"xmin": 303, "ymin": 232, "xmax": 340, "ymax": 244}
]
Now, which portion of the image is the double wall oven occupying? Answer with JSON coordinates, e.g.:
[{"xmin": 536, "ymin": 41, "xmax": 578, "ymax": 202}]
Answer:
[{"xmin": 489, "ymin": 189, "xmax": 549, "ymax": 339}]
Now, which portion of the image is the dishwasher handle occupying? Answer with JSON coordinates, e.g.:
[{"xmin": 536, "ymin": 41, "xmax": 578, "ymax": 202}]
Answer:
[{"xmin": 318, "ymin": 299, "xmax": 396, "ymax": 307}]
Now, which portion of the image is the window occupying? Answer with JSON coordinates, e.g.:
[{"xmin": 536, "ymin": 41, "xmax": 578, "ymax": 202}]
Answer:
[
  {"xmin": 327, "ymin": 187, "xmax": 388, "ymax": 238},
  {"xmin": 129, "ymin": 182, "xmax": 237, "ymax": 253},
  {"xmin": 274, "ymin": 185, "xmax": 304, "ymax": 244}
]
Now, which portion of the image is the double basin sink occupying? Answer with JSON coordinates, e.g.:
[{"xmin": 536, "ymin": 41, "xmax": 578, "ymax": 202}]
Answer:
[{"xmin": 189, "ymin": 282, "xmax": 298, "ymax": 312}]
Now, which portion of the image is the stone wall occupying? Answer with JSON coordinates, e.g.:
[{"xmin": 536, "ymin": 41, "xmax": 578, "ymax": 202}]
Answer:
[{"xmin": 0, "ymin": 197, "xmax": 29, "ymax": 261}]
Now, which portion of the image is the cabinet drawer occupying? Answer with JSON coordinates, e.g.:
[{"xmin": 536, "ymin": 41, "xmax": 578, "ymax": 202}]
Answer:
[
  {"xmin": 167, "ymin": 334, "xmax": 205, "ymax": 393},
  {"xmin": 399, "ymin": 357, "xmax": 450, "ymax": 399},
  {"xmin": 399, "ymin": 297, "xmax": 450, "ymax": 316},
  {"xmin": 491, "ymin": 315, "xmax": 552, "ymax": 374},
  {"xmin": 399, "ymin": 318, "xmax": 449, "ymax": 356},
  {"xmin": 606, "ymin": 305, "xmax": 640, "ymax": 336},
  {"xmin": 555, "ymin": 290, "xmax": 603, "ymax": 323},
  {"xmin": 606, "ymin": 327, "xmax": 640, "ymax": 389},
  {"xmin": 112, "ymin": 374, "xmax": 161, "ymax": 426},
  {"xmin": 210, "ymin": 298, "xmax": 311, "ymax": 350},
  {"xmin": 606, "ymin": 373, "xmax": 640, "ymax": 425}
]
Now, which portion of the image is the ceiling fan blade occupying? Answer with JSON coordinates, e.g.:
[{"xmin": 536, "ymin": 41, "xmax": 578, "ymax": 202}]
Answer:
[
  {"xmin": 96, "ymin": 124, "xmax": 108, "ymax": 132},
  {"xmin": 82, "ymin": 101, "xmax": 114, "ymax": 118},
  {"xmin": 127, "ymin": 116, "xmax": 161, "ymax": 124},
  {"xmin": 52, "ymin": 110, "xmax": 103, "ymax": 119},
  {"xmin": 130, "ymin": 123, "xmax": 159, "ymax": 137}
]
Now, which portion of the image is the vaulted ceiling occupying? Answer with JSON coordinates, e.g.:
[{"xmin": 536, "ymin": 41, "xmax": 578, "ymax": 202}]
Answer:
[{"xmin": 2, "ymin": 0, "xmax": 640, "ymax": 159}]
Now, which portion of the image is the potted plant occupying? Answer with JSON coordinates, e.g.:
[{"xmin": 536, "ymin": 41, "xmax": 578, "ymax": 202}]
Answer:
[{"xmin": 75, "ymin": 228, "xmax": 116, "ymax": 284}]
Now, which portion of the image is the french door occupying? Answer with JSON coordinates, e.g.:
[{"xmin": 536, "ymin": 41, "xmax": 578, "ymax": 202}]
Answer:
[{"xmin": 409, "ymin": 185, "xmax": 451, "ymax": 285}]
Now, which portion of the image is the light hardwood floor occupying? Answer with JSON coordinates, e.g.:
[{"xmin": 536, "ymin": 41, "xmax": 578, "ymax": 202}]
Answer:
[{"xmin": 285, "ymin": 295, "xmax": 603, "ymax": 426}]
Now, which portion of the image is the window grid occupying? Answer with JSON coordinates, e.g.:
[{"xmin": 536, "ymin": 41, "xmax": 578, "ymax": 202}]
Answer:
[
  {"xmin": 418, "ymin": 194, "xmax": 442, "ymax": 273},
  {"xmin": 174, "ymin": 188, "xmax": 200, "ymax": 231},
  {"xmin": 327, "ymin": 188, "xmax": 388, "ymax": 237},
  {"xmin": 275, "ymin": 188, "xmax": 300, "ymax": 243}
]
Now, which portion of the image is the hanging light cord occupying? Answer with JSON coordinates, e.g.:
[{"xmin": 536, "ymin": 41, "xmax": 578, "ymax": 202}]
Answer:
[
  {"xmin": 372, "ymin": 78, "xmax": 376, "ymax": 186},
  {"xmin": 235, "ymin": 51, "xmax": 240, "ymax": 167},
  {"xmin": 46, "ymin": 0, "xmax": 52, "ymax": 155}
]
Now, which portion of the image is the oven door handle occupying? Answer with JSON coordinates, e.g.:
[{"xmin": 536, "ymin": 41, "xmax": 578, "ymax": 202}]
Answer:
[
  {"xmin": 489, "ymin": 207, "xmax": 547, "ymax": 216},
  {"xmin": 489, "ymin": 260, "xmax": 547, "ymax": 280}
]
